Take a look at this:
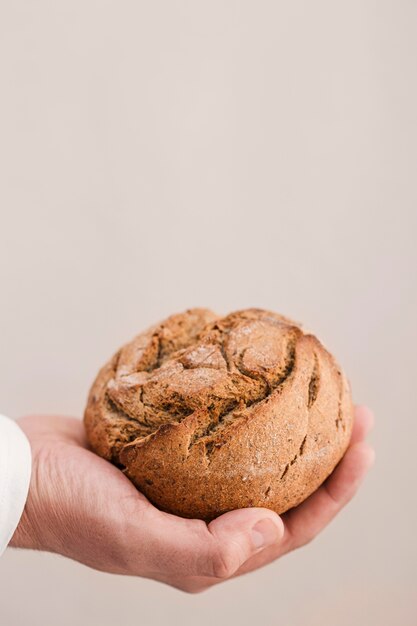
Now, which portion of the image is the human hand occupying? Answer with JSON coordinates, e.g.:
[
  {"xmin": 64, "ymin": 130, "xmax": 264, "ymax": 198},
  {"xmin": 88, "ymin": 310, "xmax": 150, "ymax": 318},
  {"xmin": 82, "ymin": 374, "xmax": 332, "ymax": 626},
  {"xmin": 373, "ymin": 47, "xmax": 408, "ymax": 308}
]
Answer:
[{"xmin": 10, "ymin": 406, "xmax": 374, "ymax": 593}]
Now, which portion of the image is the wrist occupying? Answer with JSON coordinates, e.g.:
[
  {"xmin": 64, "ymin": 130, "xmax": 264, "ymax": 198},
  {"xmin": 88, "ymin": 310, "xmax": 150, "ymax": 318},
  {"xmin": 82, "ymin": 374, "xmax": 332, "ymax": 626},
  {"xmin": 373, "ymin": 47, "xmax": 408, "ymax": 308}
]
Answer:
[
  {"xmin": 9, "ymin": 505, "xmax": 38, "ymax": 550},
  {"xmin": 0, "ymin": 414, "xmax": 32, "ymax": 555},
  {"xmin": 8, "ymin": 417, "xmax": 53, "ymax": 552}
]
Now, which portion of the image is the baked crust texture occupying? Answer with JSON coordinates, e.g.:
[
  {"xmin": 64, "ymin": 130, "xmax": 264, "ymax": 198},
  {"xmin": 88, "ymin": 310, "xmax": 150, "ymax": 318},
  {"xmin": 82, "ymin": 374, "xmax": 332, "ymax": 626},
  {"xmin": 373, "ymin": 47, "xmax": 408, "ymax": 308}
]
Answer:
[{"xmin": 84, "ymin": 308, "xmax": 354, "ymax": 521}]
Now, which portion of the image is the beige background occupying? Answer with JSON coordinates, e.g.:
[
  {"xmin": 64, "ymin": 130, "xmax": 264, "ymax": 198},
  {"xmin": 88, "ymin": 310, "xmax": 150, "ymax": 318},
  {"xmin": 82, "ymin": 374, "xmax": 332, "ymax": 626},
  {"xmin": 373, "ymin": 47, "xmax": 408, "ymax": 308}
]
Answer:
[{"xmin": 0, "ymin": 1, "xmax": 416, "ymax": 624}]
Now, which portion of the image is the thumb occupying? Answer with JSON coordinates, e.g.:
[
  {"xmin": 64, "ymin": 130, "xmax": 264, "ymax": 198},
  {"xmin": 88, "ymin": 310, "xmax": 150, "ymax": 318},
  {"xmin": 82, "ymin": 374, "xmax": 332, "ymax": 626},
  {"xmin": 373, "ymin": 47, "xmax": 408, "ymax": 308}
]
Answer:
[
  {"xmin": 206, "ymin": 508, "xmax": 284, "ymax": 579},
  {"xmin": 136, "ymin": 505, "xmax": 284, "ymax": 582}
]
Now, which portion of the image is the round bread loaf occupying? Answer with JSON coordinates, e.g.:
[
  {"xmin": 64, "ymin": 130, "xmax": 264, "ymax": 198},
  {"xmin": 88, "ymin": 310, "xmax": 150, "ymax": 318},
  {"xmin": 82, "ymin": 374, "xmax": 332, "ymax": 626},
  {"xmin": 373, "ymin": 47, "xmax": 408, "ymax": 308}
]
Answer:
[{"xmin": 84, "ymin": 308, "xmax": 354, "ymax": 521}]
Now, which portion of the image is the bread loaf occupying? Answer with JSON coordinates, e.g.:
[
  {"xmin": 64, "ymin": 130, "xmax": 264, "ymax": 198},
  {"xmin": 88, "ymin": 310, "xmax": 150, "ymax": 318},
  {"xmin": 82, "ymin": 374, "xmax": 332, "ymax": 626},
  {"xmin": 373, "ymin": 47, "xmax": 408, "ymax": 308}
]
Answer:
[{"xmin": 84, "ymin": 308, "xmax": 354, "ymax": 521}]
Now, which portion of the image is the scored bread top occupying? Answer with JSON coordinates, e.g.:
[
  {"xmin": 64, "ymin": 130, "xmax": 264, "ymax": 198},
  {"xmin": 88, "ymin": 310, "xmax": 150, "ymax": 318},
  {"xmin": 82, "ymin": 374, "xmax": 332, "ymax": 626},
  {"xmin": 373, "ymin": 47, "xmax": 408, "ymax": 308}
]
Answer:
[{"xmin": 84, "ymin": 308, "xmax": 353, "ymax": 520}]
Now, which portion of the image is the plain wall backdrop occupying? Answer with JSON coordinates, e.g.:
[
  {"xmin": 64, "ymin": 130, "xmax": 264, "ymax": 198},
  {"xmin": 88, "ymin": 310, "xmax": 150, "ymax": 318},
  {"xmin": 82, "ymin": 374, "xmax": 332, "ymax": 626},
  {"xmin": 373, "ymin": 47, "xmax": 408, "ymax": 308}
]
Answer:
[{"xmin": 0, "ymin": 1, "xmax": 416, "ymax": 625}]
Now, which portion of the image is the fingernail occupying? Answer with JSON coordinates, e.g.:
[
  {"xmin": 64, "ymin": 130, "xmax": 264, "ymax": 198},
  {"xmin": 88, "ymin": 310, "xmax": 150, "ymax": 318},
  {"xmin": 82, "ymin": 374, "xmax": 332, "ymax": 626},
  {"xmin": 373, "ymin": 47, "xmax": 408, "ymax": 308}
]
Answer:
[{"xmin": 251, "ymin": 518, "xmax": 281, "ymax": 550}]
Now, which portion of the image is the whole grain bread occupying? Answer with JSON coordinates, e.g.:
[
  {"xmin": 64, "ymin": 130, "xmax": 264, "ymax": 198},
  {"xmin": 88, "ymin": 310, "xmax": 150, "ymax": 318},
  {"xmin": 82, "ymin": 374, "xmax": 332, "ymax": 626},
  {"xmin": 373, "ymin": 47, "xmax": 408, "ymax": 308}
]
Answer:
[{"xmin": 83, "ymin": 308, "xmax": 354, "ymax": 521}]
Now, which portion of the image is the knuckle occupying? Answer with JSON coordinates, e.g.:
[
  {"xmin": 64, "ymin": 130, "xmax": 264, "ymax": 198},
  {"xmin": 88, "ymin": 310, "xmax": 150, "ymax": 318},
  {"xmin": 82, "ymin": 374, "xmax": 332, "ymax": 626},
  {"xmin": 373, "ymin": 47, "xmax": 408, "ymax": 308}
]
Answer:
[{"xmin": 210, "ymin": 544, "xmax": 240, "ymax": 579}]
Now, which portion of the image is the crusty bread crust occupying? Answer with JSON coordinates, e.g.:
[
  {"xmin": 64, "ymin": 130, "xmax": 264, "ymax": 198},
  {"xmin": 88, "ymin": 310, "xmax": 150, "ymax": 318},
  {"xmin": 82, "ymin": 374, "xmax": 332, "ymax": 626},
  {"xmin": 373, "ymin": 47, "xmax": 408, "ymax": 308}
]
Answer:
[{"xmin": 84, "ymin": 308, "xmax": 353, "ymax": 521}]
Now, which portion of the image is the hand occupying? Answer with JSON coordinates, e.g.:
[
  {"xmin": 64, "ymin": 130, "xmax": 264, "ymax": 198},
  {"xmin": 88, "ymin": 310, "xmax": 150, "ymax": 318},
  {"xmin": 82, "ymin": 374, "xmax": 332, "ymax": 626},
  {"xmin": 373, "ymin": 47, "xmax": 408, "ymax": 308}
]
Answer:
[{"xmin": 10, "ymin": 406, "xmax": 374, "ymax": 593}]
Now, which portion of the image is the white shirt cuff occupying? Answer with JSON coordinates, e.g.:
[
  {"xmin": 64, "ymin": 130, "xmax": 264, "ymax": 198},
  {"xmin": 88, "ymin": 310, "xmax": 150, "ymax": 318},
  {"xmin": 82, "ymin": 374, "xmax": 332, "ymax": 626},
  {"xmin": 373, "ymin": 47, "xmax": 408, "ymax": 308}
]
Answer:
[{"xmin": 0, "ymin": 414, "xmax": 32, "ymax": 556}]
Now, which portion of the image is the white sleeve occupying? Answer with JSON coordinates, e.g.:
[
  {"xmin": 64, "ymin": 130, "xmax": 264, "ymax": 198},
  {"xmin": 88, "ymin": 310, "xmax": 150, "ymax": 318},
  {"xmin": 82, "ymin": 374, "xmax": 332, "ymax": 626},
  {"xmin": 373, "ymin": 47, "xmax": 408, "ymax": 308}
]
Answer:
[{"xmin": 0, "ymin": 414, "xmax": 32, "ymax": 556}]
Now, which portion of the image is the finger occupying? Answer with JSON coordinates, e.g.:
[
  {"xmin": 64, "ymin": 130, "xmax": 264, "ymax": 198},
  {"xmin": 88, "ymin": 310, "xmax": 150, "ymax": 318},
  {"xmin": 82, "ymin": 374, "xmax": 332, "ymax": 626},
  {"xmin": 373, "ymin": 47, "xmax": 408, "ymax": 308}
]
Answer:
[
  {"xmin": 351, "ymin": 405, "xmax": 375, "ymax": 445},
  {"xmin": 225, "ymin": 411, "xmax": 376, "ymax": 580},
  {"xmin": 136, "ymin": 505, "xmax": 284, "ymax": 582},
  {"xmin": 281, "ymin": 441, "xmax": 375, "ymax": 552},
  {"xmin": 207, "ymin": 508, "xmax": 284, "ymax": 578},
  {"xmin": 213, "ymin": 409, "xmax": 377, "ymax": 580},
  {"xmin": 128, "ymin": 407, "xmax": 375, "ymax": 584}
]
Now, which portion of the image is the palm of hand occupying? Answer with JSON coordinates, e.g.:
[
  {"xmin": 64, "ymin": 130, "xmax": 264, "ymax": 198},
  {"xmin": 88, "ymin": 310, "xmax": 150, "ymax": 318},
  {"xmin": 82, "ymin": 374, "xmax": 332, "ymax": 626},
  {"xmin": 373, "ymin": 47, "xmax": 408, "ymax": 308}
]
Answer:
[{"xmin": 13, "ymin": 408, "xmax": 374, "ymax": 593}]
